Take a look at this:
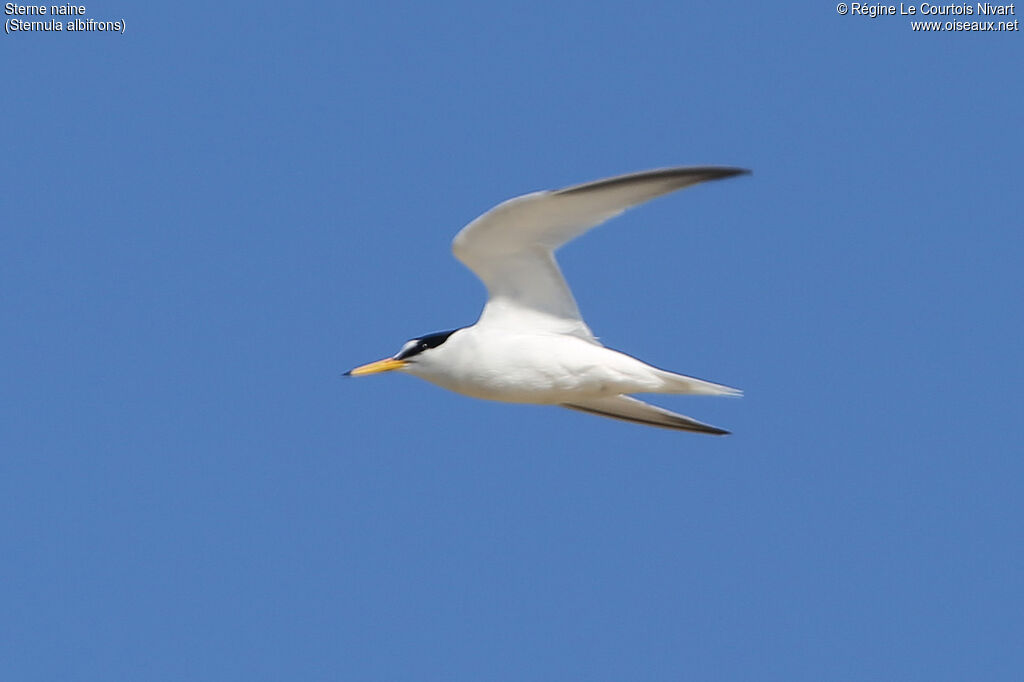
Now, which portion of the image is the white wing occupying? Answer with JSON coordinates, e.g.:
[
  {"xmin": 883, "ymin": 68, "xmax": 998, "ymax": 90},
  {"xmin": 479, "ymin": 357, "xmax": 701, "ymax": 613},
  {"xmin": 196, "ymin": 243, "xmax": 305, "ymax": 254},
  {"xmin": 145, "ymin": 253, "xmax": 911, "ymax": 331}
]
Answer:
[
  {"xmin": 452, "ymin": 166, "xmax": 749, "ymax": 339},
  {"xmin": 561, "ymin": 394, "xmax": 730, "ymax": 435}
]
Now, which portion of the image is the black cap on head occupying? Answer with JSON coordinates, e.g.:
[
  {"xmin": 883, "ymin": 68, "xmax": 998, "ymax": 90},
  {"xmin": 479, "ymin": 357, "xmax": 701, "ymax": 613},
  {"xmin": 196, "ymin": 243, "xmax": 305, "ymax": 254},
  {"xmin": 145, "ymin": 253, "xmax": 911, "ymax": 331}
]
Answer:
[{"xmin": 394, "ymin": 329, "xmax": 459, "ymax": 361}]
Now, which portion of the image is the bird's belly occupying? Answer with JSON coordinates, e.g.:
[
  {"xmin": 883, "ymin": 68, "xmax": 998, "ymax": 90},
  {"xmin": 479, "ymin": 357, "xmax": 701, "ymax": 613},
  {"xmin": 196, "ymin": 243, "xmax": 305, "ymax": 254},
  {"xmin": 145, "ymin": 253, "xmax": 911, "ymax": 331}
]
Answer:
[
  {"xmin": 435, "ymin": 369, "xmax": 589, "ymax": 404},
  {"xmin": 427, "ymin": 370, "xmax": 599, "ymax": 404},
  {"xmin": 414, "ymin": 335, "xmax": 648, "ymax": 404}
]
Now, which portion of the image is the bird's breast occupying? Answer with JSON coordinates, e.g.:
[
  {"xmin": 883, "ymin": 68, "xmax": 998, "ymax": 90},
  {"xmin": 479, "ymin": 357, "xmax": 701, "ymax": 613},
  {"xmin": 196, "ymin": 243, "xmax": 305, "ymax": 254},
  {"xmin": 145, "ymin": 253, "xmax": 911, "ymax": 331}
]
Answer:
[{"xmin": 410, "ymin": 331, "xmax": 647, "ymax": 404}]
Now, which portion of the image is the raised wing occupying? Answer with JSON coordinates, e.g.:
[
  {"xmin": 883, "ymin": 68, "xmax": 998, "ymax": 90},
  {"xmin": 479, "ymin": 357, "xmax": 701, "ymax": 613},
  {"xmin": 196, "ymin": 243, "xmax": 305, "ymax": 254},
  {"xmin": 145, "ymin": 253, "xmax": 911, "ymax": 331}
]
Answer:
[
  {"xmin": 561, "ymin": 394, "xmax": 730, "ymax": 435},
  {"xmin": 452, "ymin": 167, "xmax": 749, "ymax": 338}
]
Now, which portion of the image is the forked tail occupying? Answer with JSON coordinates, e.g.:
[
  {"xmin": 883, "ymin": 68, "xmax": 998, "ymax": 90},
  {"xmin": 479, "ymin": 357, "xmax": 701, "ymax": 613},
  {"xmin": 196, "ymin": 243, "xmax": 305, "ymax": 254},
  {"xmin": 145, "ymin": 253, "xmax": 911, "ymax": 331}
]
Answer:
[{"xmin": 656, "ymin": 369, "xmax": 742, "ymax": 397}]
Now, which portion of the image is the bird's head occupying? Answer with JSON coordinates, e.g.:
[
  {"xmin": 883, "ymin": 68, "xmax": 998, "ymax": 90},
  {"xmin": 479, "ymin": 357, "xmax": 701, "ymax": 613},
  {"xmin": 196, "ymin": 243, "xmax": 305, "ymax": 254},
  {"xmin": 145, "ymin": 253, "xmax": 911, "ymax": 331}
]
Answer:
[{"xmin": 345, "ymin": 329, "xmax": 459, "ymax": 377}]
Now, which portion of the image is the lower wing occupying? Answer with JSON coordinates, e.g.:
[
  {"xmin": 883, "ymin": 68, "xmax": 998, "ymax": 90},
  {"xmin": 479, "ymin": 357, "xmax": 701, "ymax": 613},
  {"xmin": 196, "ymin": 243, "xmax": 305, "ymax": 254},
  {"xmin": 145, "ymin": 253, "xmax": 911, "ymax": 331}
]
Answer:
[{"xmin": 561, "ymin": 395, "xmax": 730, "ymax": 435}]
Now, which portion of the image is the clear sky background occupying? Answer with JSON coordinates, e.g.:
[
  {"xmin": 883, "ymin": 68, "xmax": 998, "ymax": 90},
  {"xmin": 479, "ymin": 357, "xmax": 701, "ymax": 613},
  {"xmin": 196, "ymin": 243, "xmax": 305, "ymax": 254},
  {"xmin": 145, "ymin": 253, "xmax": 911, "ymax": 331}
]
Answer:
[{"xmin": 3, "ymin": 2, "xmax": 1021, "ymax": 680}]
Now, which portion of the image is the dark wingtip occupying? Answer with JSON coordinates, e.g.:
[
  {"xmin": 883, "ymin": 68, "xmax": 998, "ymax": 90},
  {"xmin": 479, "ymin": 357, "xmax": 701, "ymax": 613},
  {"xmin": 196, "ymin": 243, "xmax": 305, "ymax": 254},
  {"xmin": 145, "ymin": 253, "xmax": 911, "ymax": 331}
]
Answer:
[
  {"xmin": 342, "ymin": 369, "xmax": 352, "ymax": 377},
  {"xmin": 554, "ymin": 165, "xmax": 752, "ymax": 197},
  {"xmin": 707, "ymin": 167, "xmax": 751, "ymax": 179},
  {"xmin": 684, "ymin": 167, "xmax": 751, "ymax": 184},
  {"xmin": 694, "ymin": 424, "xmax": 731, "ymax": 436}
]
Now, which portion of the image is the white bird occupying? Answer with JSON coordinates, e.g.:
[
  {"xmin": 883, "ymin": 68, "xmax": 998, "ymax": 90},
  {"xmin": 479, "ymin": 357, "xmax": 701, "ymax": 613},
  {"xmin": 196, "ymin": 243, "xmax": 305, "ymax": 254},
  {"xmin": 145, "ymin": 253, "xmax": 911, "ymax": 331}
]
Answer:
[{"xmin": 346, "ymin": 166, "xmax": 748, "ymax": 434}]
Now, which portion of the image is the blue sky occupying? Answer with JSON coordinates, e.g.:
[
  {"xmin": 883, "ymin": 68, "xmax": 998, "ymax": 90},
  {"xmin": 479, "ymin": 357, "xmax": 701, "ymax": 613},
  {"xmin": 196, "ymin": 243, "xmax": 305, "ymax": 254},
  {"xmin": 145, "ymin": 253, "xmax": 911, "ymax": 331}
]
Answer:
[{"xmin": 3, "ymin": 2, "xmax": 1021, "ymax": 680}]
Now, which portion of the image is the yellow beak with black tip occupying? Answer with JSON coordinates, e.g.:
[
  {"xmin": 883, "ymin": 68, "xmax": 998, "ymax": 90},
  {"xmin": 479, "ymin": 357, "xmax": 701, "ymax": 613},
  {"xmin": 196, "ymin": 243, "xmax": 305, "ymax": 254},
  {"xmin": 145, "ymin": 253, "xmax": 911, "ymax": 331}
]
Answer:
[{"xmin": 344, "ymin": 358, "xmax": 408, "ymax": 377}]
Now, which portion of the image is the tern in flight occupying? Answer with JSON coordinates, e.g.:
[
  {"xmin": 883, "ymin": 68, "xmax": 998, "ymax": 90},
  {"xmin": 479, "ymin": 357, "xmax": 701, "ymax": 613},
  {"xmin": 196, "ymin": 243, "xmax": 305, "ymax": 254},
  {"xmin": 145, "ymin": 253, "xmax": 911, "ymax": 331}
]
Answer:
[{"xmin": 346, "ymin": 166, "xmax": 748, "ymax": 434}]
